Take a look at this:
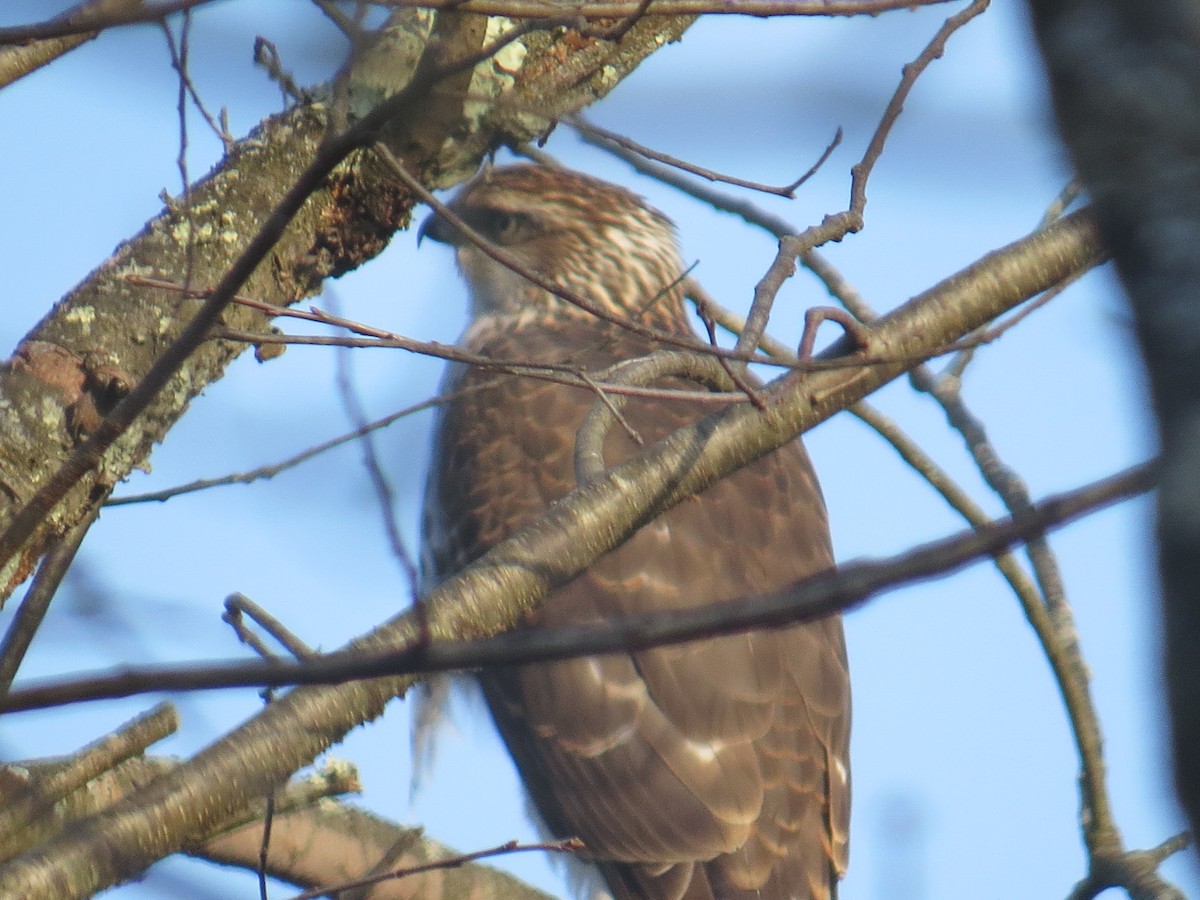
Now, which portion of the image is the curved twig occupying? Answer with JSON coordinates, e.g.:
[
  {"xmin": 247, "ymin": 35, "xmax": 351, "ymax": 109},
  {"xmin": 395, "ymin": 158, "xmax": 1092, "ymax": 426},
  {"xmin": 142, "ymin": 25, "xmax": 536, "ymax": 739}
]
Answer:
[{"xmin": 574, "ymin": 351, "xmax": 736, "ymax": 485}]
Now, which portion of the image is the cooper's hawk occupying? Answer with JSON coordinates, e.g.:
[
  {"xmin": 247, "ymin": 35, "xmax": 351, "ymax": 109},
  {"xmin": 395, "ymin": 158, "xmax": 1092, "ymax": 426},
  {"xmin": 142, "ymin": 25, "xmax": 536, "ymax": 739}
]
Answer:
[{"xmin": 419, "ymin": 165, "xmax": 850, "ymax": 900}]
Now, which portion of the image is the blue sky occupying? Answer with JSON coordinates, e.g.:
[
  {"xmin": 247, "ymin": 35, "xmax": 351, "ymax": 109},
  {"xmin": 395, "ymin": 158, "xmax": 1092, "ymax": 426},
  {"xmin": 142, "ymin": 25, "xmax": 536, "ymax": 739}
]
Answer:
[{"xmin": 1, "ymin": 3, "xmax": 1193, "ymax": 898}]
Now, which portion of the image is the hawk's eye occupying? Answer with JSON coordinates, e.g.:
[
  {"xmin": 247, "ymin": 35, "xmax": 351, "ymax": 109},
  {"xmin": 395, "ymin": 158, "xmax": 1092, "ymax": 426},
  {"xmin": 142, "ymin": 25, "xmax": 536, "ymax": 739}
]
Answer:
[{"xmin": 478, "ymin": 209, "xmax": 529, "ymax": 245}]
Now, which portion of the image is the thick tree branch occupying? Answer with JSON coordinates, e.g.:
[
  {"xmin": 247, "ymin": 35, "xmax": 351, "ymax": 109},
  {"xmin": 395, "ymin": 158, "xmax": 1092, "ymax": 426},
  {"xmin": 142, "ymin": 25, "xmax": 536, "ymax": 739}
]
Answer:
[
  {"xmin": 200, "ymin": 802, "xmax": 558, "ymax": 899},
  {"xmin": 0, "ymin": 13, "xmax": 693, "ymax": 598},
  {"xmin": 0, "ymin": 703, "xmax": 178, "ymax": 860}
]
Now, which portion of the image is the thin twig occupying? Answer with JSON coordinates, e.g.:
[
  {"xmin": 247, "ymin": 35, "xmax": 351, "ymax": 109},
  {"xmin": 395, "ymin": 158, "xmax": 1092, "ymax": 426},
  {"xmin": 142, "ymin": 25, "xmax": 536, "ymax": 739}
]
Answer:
[
  {"xmin": 162, "ymin": 13, "xmax": 233, "ymax": 153},
  {"xmin": 571, "ymin": 116, "xmax": 840, "ymax": 197},
  {"xmin": 756, "ymin": 0, "xmax": 992, "ymax": 353},
  {"xmin": 692, "ymin": 299, "xmax": 765, "ymax": 408},
  {"xmin": 0, "ymin": 500, "xmax": 103, "ymax": 693},
  {"xmin": 287, "ymin": 837, "xmax": 584, "ymax": 900},
  {"xmin": 848, "ymin": 0, "xmax": 992, "ymax": 214},
  {"xmin": 224, "ymin": 593, "xmax": 315, "ymax": 661},
  {"xmin": 105, "ymin": 388, "xmax": 473, "ymax": 506},
  {"xmin": 328, "ymin": 292, "xmax": 421, "ymax": 597},
  {"xmin": 253, "ymin": 36, "xmax": 307, "ymax": 106},
  {"xmin": 213, "ymin": 325, "xmax": 983, "ymax": 378},
  {"xmin": 574, "ymin": 352, "xmax": 735, "ymax": 485}
]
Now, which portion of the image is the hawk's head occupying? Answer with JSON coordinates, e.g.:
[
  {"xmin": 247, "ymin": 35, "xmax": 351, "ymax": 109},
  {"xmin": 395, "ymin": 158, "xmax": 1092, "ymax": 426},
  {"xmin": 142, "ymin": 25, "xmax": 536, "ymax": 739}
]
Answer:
[{"xmin": 419, "ymin": 165, "xmax": 686, "ymax": 329}]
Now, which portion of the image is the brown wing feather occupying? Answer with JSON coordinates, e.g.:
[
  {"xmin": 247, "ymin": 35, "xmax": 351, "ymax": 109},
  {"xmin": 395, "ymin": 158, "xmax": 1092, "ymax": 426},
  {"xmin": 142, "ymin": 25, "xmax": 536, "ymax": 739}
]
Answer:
[{"xmin": 423, "ymin": 321, "xmax": 850, "ymax": 899}]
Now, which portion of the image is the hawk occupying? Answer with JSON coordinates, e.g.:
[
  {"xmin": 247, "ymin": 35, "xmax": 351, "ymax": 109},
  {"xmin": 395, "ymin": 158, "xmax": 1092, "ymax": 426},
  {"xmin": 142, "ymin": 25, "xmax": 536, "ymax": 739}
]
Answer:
[{"xmin": 419, "ymin": 165, "xmax": 850, "ymax": 900}]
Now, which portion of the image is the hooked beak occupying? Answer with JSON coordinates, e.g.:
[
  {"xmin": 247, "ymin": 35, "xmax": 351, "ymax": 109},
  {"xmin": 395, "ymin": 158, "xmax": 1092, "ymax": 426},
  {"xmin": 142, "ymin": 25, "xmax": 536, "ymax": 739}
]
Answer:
[{"xmin": 417, "ymin": 211, "xmax": 458, "ymax": 247}]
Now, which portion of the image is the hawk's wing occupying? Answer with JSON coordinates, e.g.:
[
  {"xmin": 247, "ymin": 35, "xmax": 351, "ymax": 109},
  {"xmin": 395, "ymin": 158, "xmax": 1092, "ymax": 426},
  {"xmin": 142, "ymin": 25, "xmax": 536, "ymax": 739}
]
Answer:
[{"xmin": 422, "ymin": 324, "xmax": 850, "ymax": 900}]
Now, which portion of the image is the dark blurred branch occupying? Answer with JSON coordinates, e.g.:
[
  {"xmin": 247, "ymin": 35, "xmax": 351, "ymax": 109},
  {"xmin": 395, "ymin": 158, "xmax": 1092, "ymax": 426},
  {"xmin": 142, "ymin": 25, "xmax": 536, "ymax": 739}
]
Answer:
[{"xmin": 1028, "ymin": 0, "xmax": 1200, "ymax": 869}]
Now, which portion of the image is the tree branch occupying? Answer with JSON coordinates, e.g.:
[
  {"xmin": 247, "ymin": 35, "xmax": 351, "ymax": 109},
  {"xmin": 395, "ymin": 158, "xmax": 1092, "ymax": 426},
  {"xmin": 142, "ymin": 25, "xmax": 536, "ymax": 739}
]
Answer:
[
  {"xmin": 0, "ymin": 460, "xmax": 1152, "ymax": 710},
  {"xmin": 1028, "ymin": 0, "xmax": 1200, "ymax": 878},
  {"xmin": 0, "ymin": 13, "xmax": 694, "ymax": 597}
]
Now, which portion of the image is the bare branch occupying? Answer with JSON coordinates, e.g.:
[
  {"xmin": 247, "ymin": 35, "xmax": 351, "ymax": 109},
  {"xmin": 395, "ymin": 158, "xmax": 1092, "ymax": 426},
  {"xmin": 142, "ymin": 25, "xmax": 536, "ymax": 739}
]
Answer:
[
  {"xmin": 0, "ymin": 703, "xmax": 178, "ymax": 858},
  {"xmin": 0, "ymin": 1, "xmax": 228, "ymax": 45},
  {"xmin": 0, "ymin": 462, "xmax": 1151, "ymax": 710},
  {"xmin": 0, "ymin": 0, "xmax": 150, "ymax": 87},
  {"xmin": 571, "ymin": 116, "xmax": 841, "ymax": 197},
  {"xmin": 199, "ymin": 801, "xmax": 557, "ymax": 900}
]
